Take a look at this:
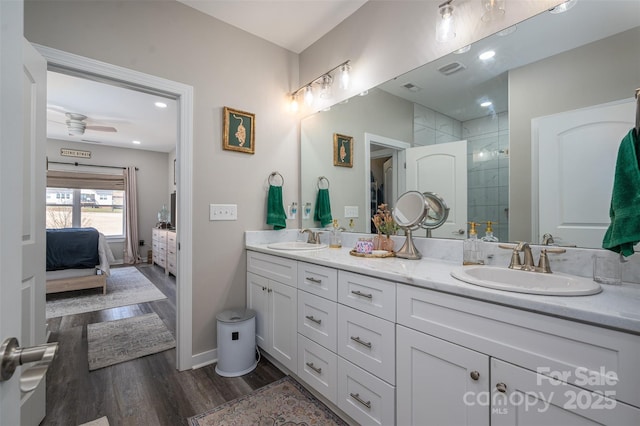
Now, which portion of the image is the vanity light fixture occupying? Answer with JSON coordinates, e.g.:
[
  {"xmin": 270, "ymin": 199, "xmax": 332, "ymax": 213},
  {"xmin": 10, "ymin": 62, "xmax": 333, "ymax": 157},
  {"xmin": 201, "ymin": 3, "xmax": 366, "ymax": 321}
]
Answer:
[
  {"xmin": 435, "ymin": 0, "xmax": 456, "ymax": 43},
  {"xmin": 481, "ymin": 0, "xmax": 505, "ymax": 22},
  {"xmin": 288, "ymin": 60, "xmax": 351, "ymax": 111},
  {"xmin": 549, "ymin": 0, "xmax": 577, "ymax": 14},
  {"xmin": 479, "ymin": 50, "xmax": 496, "ymax": 60}
]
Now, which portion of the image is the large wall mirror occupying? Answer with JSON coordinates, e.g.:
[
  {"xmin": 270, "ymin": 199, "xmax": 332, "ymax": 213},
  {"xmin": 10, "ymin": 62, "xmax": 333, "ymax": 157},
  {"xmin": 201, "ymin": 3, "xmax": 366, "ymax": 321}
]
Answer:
[{"xmin": 301, "ymin": 1, "xmax": 639, "ymax": 249}]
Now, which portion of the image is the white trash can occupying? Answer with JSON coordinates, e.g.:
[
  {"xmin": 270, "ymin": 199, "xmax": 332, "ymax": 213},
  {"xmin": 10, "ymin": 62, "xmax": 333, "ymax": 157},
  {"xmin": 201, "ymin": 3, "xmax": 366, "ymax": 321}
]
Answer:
[{"xmin": 215, "ymin": 308, "xmax": 257, "ymax": 377}]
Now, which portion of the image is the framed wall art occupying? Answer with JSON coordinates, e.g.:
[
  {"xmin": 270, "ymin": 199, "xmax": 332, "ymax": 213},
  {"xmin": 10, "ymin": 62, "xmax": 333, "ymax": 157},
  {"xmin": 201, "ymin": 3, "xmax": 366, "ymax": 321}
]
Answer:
[
  {"xmin": 333, "ymin": 133, "xmax": 353, "ymax": 167},
  {"xmin": 223, "ymin": 106, "xmax": 255, "ymax": 154}
]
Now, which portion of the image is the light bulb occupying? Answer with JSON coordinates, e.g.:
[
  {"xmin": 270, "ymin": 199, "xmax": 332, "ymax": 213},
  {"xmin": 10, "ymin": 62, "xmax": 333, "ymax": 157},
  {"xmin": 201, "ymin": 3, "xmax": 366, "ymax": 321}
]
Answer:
[
  {"xmin": 481, "ymin": 0, "xmax": 505, "ymax": 22},
  {"xmin": 290, "ymin": 95, "xmax": 299, "ymax": 113},
  {"xmin": 303, "ymin": 85, "xmax": 314, "ymax": 106},
  {"xmin": 436, "ymin": 3, "xmax": 456, "ymax": 43},
  {"xmin": 320, "ymin": 74, "xmax": 333, "ymax": 99},
  {"xmin": 339, "ymin": 63, "xmax": 351, "ymax": 90}
]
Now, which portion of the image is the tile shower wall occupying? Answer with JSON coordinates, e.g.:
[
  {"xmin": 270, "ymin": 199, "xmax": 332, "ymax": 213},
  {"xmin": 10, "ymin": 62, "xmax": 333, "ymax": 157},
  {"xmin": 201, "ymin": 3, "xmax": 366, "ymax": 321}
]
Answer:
[{"xmin": 413, "ymin": 104, "xmax": 509, "ymax": 242}]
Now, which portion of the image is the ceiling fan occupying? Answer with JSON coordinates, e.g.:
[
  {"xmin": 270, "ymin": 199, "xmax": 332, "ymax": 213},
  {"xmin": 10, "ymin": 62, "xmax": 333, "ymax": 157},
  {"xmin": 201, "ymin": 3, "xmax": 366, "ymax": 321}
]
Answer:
[{"xmin": 63, "ymin": 112, "xmax": 117, "ymax": 136}]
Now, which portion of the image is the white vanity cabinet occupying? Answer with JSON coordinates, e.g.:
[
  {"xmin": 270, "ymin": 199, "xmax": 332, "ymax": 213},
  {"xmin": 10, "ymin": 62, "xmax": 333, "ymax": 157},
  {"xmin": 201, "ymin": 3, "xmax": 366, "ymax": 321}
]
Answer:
[
  {"xmin": 396, "ymin": 284, "xmax": 640, "ymax": 425},
  {"xmin": 246, "ymin": 251, "xmax": 298, "ymax": 373}
]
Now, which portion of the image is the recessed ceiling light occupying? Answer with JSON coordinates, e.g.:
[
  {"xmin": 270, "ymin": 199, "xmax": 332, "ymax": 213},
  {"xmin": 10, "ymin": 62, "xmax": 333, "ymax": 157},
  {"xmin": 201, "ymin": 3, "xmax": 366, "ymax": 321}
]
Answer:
[
  {"xmin": 497, "ymin": 26, "xmax": 517, "ymax": 36},
  {"xmin": 454, "ymin": 45, "xmax": 471, "ymax": 54},
  {"xmin": 132, "ymin": 140, "xmax": 141, "ymax": 145},
  {"xmin": 154, "ymin": 101, "xmax": 168, "ymax": 108},
  {"xmin": 549, "ymin": 0, "xmax": 577, "ymax": 14},
  {"xmin": 479, "ymin": 50, "xmax": 496, "ymax": 61},
  {"xmin": 480, "ymin": 101, "xmax": 493, "ymax": 107}
]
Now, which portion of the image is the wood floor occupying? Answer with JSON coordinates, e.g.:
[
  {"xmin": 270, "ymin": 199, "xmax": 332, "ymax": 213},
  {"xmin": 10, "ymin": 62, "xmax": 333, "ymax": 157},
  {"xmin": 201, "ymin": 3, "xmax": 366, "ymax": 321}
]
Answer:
[{"xmin": 43, "ymin": 264, "xmax": 285, "ymax": 426}]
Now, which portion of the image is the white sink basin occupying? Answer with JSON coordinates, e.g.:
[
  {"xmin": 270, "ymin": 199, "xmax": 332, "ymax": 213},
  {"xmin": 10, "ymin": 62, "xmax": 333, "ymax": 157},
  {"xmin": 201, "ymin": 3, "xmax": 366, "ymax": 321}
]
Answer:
[
  {"xmin": 450, "ymin": 266, "xmax": 602, "ymax": 296},
  {"xmin": 267, "ymin": 241, "xmax": 328, "ymax": 250}
]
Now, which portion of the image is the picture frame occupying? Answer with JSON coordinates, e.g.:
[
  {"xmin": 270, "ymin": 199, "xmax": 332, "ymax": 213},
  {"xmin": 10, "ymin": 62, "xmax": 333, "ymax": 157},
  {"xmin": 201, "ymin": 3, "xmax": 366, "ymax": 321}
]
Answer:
[
  {"xmin": 333, "ymin": 133, "xmax": 353, "ymax": 167},
  {"xmin": 223, "ymin": 106, "xmax": 255, "ymax": 154}
]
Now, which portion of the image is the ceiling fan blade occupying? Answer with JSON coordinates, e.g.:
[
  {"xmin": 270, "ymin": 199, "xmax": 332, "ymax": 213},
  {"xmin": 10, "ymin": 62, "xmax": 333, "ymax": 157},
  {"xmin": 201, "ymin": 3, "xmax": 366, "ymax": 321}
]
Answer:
[{"xmin": 86, "ymin": 125, "xmax": 117, "ymax": 133}]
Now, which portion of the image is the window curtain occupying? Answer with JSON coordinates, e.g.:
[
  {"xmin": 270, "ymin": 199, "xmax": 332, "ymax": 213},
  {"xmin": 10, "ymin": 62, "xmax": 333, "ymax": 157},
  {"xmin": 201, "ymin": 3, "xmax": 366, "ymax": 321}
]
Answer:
[{"xmin": 123, "ymin": 167, "xmax": 140, "ymax": 264}]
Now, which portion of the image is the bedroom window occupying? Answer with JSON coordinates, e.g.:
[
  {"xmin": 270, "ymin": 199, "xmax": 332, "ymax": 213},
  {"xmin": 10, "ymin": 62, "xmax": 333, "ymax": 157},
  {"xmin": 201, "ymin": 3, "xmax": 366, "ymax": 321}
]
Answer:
[{"xmin": 46, "ymin": 170, "xmax": 126, "ymax": 237}]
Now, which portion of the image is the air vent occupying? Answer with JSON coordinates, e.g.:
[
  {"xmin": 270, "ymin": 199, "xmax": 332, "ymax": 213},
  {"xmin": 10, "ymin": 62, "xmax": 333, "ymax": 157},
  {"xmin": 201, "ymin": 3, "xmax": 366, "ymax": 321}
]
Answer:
[
  {"xmin": 402, "ymin": 83, "xmax": 422, "ymax": 92},
  {"xmin": 437, "ymin": 62, "xmax": 466, "ymax": 76}
]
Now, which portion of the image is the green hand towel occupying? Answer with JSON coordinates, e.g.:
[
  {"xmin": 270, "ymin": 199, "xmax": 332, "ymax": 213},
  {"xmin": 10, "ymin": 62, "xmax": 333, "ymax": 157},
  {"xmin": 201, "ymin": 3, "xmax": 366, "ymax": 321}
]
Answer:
[
  {"xmin": 602, "ymin": 129, "xmax": 640, "ymax": 257},
  {"xmin": 314, "ymin": 188, "xmax": 333, "ymax": 227},
  {"xmin": 266, "ymin": 185, "xmax": 287, "ymax": 230}
]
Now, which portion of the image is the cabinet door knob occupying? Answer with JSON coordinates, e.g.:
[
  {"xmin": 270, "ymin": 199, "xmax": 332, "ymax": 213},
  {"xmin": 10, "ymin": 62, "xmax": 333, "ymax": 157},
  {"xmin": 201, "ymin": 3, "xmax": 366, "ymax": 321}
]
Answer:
[
  {"xmin": 470, "ymin": 370, "xmax": 480, "ymax": 381},
  {"xmin": 496, "ymin": 382, "xmax": 507, "ymax": 393},
  {"xmin": 262, "ymin": 286, "xmax": 267, "ymax": 291}
]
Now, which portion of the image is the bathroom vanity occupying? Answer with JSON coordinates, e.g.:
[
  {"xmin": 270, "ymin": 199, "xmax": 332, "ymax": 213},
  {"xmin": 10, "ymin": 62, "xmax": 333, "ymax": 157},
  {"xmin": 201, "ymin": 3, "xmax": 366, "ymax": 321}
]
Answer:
[{"xmin": 246, "ymin": 233, "xmax": 640, "ymax": 425}]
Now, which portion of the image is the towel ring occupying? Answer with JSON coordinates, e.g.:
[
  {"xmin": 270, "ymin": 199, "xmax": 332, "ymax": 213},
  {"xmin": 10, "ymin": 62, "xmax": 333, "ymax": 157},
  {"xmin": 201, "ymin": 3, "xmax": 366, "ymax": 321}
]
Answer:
[
  {"xmin": 269, "ymin": 171, "xmax": 284, "ymax": 187},
  {"xmin": 317, "ymin": 176, "xmax": 330, "ymax": 190}
]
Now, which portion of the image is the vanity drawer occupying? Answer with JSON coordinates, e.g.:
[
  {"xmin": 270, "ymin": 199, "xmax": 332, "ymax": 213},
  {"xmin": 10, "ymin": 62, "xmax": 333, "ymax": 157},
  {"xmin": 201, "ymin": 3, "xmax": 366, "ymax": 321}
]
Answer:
[
  {"xmin": 337, "ymin": 304, "xmax": 395, "ymax": 385},
  {"xmin": 337, "ymin": 357, "xmax": 395, "ymax": 426},
  {"xmin": 397, "ymin": 284, "xmax": 640, "ymax": 408},
  {"xmin": 167, "ymin": 231, "xmax": 176, "ymax": 245},
  {"xmin": 298, "ymin": 290, "xmax": 337, "ymax": 352},
  {"xmin": 297, "ymin": 262, "xmax": 337, "ymax": 301},
  {"xmin": 338, "ymin": 271, "xmax": 396, "ymax": 321},
  {"xmin": 297, "ymin": 334, "xmax": 337, "ymax": 403},
  {"xmin": 247, "ymin": 251, "xmax": 297, "ymax": 287}
]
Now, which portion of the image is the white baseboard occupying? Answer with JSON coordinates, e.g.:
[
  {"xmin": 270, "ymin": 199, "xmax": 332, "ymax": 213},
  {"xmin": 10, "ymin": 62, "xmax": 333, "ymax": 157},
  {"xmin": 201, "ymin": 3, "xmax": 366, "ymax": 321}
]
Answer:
[{"xmin": 191, "ymin": 348, "xmax": 218, "ymax": 370}]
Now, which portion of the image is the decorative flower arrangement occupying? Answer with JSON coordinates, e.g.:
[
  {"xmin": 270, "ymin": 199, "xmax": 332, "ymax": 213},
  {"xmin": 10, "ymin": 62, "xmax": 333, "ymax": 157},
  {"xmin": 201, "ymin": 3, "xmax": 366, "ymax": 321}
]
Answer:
[{"xmin": 372, "ymin": 204, "xmax": 398, "ymax": 236}]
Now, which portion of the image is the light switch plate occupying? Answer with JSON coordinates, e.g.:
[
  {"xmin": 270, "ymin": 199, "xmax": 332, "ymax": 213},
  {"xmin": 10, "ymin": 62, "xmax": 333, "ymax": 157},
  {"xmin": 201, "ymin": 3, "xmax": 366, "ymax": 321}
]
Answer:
[
  {"xmin": 210, "ymin": 204, "xmax": 237, "ymax": 221},
  {"xmin": 344, "ymin": 206, "xmax": 359, "ymax": 218}
]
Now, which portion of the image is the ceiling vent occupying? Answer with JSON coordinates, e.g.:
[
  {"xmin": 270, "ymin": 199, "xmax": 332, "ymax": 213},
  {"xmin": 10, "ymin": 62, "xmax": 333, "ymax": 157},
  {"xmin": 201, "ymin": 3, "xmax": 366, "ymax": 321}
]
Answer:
[
  {"xmin": 402, "ymin": 83, "xmax": 422, "ymax": 92},
  {"xmin": 437, "ymin": 62, "xmax": 466, "ymax": 76}
]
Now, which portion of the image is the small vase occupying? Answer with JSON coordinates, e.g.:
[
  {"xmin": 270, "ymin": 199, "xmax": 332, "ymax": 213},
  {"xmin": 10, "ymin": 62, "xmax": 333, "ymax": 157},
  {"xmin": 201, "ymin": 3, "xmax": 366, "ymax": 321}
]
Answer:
[{"xmin": 375, "ymin": 234, "xmax": 395, "ymax": 252}]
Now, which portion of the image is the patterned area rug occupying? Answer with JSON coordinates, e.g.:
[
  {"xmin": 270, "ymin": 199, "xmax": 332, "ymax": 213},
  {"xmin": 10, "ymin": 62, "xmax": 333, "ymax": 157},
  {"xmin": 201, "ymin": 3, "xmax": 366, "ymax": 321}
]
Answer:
[
  {"xmin": 188, "ymin": 376, "xmax": 347, "ymax": 426},
  {"xmin": 87, "ymin": 312, "xmax": 175, "ymax": 370},
  {"xmin": 46, "ymin": 267, "xmax": 166, "ymax": 318}
]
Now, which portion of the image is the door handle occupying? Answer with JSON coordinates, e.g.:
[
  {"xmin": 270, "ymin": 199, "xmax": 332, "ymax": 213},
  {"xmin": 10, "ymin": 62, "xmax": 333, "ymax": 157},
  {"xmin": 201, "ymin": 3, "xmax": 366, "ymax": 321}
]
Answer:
[{"xmin": 0, "ymin": 337, "xmax": 58, "ymax": 391}]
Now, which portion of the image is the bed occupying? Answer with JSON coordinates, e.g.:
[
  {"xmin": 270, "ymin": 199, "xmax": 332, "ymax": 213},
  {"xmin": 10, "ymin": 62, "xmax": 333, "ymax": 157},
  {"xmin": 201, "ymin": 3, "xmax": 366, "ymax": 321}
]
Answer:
[{"xmin": 46, "ymin": 227, "xmax": 115, "ymax": 294}]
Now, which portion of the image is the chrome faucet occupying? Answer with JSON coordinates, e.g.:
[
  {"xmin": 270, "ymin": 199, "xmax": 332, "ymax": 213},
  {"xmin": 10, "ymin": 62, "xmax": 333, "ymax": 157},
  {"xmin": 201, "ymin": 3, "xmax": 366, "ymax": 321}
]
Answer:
[{"xmin": 300, "ymin": 228, "xmax": 322, "ymax": 244}]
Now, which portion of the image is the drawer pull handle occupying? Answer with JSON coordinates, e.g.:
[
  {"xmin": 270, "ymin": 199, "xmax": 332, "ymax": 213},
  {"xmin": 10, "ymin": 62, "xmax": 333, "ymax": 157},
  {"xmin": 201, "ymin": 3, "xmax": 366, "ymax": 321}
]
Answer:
[
  {"xmin": 470, "ymin": 371, "xmax": 480, "ymax": 381},
  {"xmin": 349, "ymin": 392, "xmax": 371, "ymax": 409},
  {"xmin": 305, "ymin": 315, "xmax": 322, "ymax": 325},
  {"xmin": 496, "ymin": 382, "xmax": 507, "ymax": 393},
  {"xmin": 350, "ymin": 336, "xmax": 372, "ymax": 349},
  {"xmin": 306, "ymin": 362, "xmax": 322, "ymax": 374},
  {"xmin": 306, "ymin": 277, "xmax": 322, "ymax": 284},
  {"xmin": 351, "ymin": 290, "xmax": 373, "ymax": 299}
]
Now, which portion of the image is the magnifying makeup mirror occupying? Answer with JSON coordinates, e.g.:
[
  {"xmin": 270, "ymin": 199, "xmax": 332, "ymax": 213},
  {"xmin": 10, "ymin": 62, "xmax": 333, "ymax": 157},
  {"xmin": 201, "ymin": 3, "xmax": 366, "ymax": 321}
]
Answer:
[
  {"xmin": 393, "ymin": 191, "xmax": 430, "ymax": 260},
  {"xmin": 420, "ymin": 192, "xmax": 450, "ymax": 237}
]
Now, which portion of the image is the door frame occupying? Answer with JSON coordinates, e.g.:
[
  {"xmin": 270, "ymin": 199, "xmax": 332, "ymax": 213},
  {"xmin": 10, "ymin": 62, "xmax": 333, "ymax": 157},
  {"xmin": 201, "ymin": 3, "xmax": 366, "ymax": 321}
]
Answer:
[
  {"xmin": 364, "ymin": 133, "xmax": 410, "ymax": 233},
  {"xmin": 34, "ymin": 44, "xmax": 194, "ymax": 371}
]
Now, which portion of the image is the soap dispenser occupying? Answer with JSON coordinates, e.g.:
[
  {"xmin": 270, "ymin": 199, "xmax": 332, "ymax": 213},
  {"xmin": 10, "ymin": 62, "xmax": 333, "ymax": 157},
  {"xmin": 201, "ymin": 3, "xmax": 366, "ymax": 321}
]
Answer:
[
  {"xmin": 481, "ymin": 221, "xmax": 499, "ymax": 242},
  {"xmin": 463, "ymin": 222, "xmax": 485, "ymax": 265},
  {"xmin": 329, "ymin": 219, "xmax": 343, "ymax": 248}
]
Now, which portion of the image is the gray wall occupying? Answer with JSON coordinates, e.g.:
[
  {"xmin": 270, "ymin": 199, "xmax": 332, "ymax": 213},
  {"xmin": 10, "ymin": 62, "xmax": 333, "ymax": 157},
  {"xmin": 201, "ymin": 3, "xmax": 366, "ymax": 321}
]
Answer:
[
  {"xmin": 46, "ymin": 139, "xmax": 170, "ymax": 261},
  {"xmin": 509, "ymin": 27, "xmax": 640, "ymax": 242},
  {"xmin": 26, "ymin": 0, "xmax": 299, "ymax": 357}
]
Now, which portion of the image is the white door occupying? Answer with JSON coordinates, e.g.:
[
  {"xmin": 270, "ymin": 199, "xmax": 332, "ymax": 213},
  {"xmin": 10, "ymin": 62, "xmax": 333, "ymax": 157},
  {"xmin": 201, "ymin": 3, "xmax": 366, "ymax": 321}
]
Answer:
[
  {"xmin": 20, "ymin": 38, "xmax": 48, "ymax": 426},
  {"xmin": 246, "ymin": 272, "xmax": 269, "ymax": 349},
  {"xmin": 406, "ymin": 140, "xmax": 468, "ymax": 239},
  {"xmin": 1, "ymin": 3, "xmax": 48, "ymax": 422},
  {"xmin": 382, "ymin": 157, "xmax": 393, "ymax": 208},
  {"xmin": 397, "ymin": 325, "xmax": 489, "ymax": 426},
  {"xmin": 268, "ymin": 280, "xmax": 297, "ymax": 372},
  {"xmin": 533, "ymin": 99, "xmax": 634, "ymax": 247}
]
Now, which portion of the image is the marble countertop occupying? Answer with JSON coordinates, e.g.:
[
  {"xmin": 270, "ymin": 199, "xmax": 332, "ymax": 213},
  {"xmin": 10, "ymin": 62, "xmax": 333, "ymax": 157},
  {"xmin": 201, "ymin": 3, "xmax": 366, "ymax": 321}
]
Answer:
[{"xmin": 245, "ymin": 240, "xmax": 640, "ymax": 335}]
